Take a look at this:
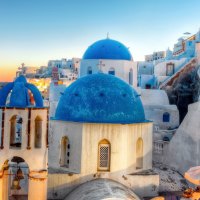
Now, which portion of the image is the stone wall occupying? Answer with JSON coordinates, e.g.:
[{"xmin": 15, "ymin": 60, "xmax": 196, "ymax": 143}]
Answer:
[{"xmin": 164, "ymin": 101, "xmax": 200, "ymax": 174}]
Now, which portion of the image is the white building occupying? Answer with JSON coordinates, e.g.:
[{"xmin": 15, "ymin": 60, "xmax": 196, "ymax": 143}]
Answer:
[
  {"xmin": 145, "ymin": 51, "xmax": 166, "ymax": 62},
  {"xmin": 48, "ymin": 58, "xmax": 81, "ymax": 72},
  {"xmin": 173, "ymin": 35, "xmax": 196, "ymax": 58},
  {"xmin": 138, "ymin": 29, "xmax": 200, "ymax": 89},
  {"xmin": 49, "ymin": 82, "xmax": 66, "ymax": 118},
  {"xmin": 0, "ymin": 76, "xmax": 48, "ymax": 200},
  {"xmin": 48, "ymin": 59, "xmax": 67, "ymax": 69},
  {"xmin": 66, "ymin": 58, "xmax": 81, "ymax": 72},
  {"xmin": 48, "ymin": 73, "xmax": 159, "ymax": 199},
  {"xmin": 154, "ymin": 57, "xmax": 189, "ymax": 86}
]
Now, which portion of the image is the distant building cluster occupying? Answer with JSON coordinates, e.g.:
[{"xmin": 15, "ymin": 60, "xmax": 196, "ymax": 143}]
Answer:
[
  {"xmin": 15, "ymin": 58, "xmax": 81, "ymax": 98},
  {"xmin": 145, "ymin": 51, "xmax": 166, "ymax": 62},
  {"xmin": 138, "ymin": 29, "xmax": 200, "ymax": 90}
]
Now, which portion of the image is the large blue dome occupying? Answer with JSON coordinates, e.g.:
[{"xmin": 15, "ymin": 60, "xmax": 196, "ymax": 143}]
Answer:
[
  {"xmin": 0, "ymin": 75, "xmax": 43, "ymax": 108},
  {"xmin": 82, "ymin": 38, "xmax": 133, "ymax": 61},
  {"xmin": 55, "ymin": 73, "xmax": 145, "ymax": 124}
]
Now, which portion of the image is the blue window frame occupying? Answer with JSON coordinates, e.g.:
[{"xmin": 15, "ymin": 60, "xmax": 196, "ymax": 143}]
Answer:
[{"xmin": 163, "ymin": 112, "xmax": 170, "ymax": 122}]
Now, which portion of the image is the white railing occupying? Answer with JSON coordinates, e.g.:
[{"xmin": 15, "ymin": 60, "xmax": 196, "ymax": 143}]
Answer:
[{"xmin": 153, "ymin": 141, "xmax": 164, "ymax": 154}]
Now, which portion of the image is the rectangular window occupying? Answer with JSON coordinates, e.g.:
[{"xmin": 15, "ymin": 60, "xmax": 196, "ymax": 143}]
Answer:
[
  {"xmin": 163, "ymin": 113, "xmax": 170, "ymax": 122},
  {"xmin": 166, "ymin": 63, "xmax": 175, "ymax": 76}
]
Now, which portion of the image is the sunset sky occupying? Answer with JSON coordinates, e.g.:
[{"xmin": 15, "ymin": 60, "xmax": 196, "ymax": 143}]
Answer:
[{"xmin": 1, "ymin": 0, "xmax": 200, "ymax": 81}]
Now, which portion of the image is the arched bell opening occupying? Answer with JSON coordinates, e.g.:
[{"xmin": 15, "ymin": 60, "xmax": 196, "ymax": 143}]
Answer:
[
  {"xmin": 34, "ymin": 116, "xmax": 43, "ymax": 149},
  {"xmin": 10, "ymin": 115, "xmax": 23, "ymax": 149},
  {"xmin": 0, "ymin": 156, "xmax": 29, "ymax": 200}
]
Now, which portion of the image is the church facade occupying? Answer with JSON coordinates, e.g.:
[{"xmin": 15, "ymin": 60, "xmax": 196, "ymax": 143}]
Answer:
[{"xmin": 0, "ymin": 76, "xmax": 48, "ymax": 200}]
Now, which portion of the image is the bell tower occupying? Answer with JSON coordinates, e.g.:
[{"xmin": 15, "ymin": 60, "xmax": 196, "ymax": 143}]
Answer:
[{"xmin": 0, "ymin": 76, "xmax": 48, "ymax": 200}]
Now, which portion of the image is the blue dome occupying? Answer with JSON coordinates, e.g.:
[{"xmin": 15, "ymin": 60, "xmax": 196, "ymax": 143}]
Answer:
[
  {"xmin": 83, "ymin": 38, "xmax": 133, "ymax": 61},
  {"xmin": 15, "ymin": 75, "xmax": 27, "ymax": 83},
  {"xmin": 0, "ymin": 75, "xmax": 44, "ymax": 108},
  {"xmin": 55, "ymin": 73, "xmax": 145, "ymax": 124}
]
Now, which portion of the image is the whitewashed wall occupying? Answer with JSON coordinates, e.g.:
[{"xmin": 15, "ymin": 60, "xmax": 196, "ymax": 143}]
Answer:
[
  {"xmin": 81, "ymin": 123, "xmax": 152, "ymax": 174},
  {"xmin": 79, "ymin": 59, "xmax": 138, "ymax": 87},
  {"xmin": 154, "ymin": 58, "xmax": 187, "ymax": 76},
  {"xmin": 165, "ymin": 101, "xmax": 200, "ymax": 174},
  {"xmin": 138, "ymin": 61, "xmax": 154, "ymax": 75},
  {"xmin": 144, "ymin": 105, "xmax": 179, "ymax": 129},
  {"xmin": 48, "ymin": 121, "xmax": 82, "ymax": 173},
  {"xmin": 140, "ymin": 89, "xmax": 169, "ymax": 106},
  {"xmin": 48, "ymin": 121, "xmax": 154, "ymax": 199}
]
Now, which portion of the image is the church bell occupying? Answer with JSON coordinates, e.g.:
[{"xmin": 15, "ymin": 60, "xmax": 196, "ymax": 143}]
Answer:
[
  {"xmin": 16, "ymin": 167, "xmax": 24, "ymax": 180},
  {"xmin": 11, "ymin": 176, "xmax": 21, "ymax": 190}
]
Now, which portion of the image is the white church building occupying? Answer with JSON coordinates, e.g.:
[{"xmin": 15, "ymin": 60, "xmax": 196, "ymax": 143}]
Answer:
[
  {"xmin": 47, "ymin": 37, "xmax": 165, "ymax": 199},
  {"xmin": 0, "ymin": 76, "xmax": 48, "ymax": 200},
  {"xmin": 48, "ymin": 73, "xmax": 158, "ymax": 199},
  {"xmin": 79, "ymin": 38, "xmax": 138, "ymax": 87}
]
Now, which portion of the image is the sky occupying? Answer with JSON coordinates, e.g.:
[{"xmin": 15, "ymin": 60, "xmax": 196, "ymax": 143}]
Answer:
[{"xmin": 1, "ymin": 0, "xmax": 200, "ymax": 81}]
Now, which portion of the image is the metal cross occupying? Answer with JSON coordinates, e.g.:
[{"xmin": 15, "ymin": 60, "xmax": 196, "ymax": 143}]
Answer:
[{"xmin": 97, "ymin": 60, "xmax": 105, "ymax": 72}]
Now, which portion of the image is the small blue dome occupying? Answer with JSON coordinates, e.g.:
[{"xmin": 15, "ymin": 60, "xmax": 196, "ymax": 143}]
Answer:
[
  {"xmin": 0, "ymin": 75, "xmax": 43, "ymax": 108},
  {"xmin": 83, "ymin": 38, "xmax": 133, "ymax": 61},
  {"xmin": 55, "ymin": 73, "xmax": 145, "ymax": 124}
]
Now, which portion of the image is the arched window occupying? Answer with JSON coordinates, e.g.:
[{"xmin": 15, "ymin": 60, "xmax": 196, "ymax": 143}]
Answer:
[
  {"xmin": 136, "ymin": 138, "xmax": 143, "ymax": 169},
  {"xmin": 10, "ymin": 115, "xmax": 22, "ymax": 148},
  {"xmin": 98, "ymin": 139, "xmax": 110, "ymax": 171},
  {"xmin": 163, "ymin": 112, "xmax": 170, "ymax": 122},
  {"xmin": 87, "ymin": 66, "xmax": 92, "ymax": 75},
  {"xmin": 60, "ymin": 136, "xmax": 70, "ymax": 167},
  {"xmin": 108, "ymin": 68, "xmax": 115, "ymax": 75},
  {"xmin": 129, "ymin": 68, "xmax": 133, "ymax": 85},
  {"xmin": 35, "ymin": 116, "xmax": 42, "ymax": 148}
]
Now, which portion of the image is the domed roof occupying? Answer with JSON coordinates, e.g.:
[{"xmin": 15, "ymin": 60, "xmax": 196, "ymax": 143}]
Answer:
[
  {"xmin": 82, "ymin": 38, "xmax": 133, "ymax": 61},
  {"xmin": 65, "ymin": 178, "xmax": 140, "ymax": 200},
  {"xmin": 0, "ymin": 75, "xmax": 43, "ymax": 108},
  {"xmin": 55, "ymin": 73, "xmax": 145, "ymax": 124}
]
